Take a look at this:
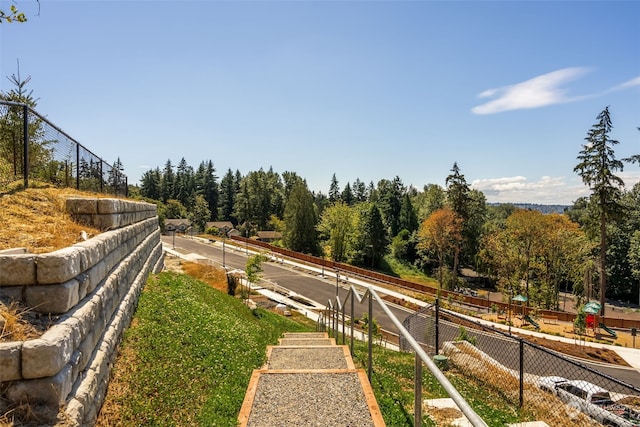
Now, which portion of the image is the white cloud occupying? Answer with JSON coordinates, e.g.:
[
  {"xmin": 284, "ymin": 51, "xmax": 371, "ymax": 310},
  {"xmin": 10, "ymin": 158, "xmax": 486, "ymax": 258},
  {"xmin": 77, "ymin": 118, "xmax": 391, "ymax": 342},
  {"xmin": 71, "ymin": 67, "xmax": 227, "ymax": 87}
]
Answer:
[
  {"xmin": 471, "ymin": 68, "xmax": 589, "ymax": 115},
  {"xmin": 471, "ymin": 175, "xmax": 589, "ymax": 204},
  {"xmin": 616, "ymin": 76, "xmax": 640, "ymax": 90}
]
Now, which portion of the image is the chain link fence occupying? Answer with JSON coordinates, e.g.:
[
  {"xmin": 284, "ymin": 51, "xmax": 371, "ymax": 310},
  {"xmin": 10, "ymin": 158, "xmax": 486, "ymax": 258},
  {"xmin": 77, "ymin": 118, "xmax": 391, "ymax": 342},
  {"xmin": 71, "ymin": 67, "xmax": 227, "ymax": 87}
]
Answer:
[
  {"xmin": 401, "ymin": 301, "xmax": 640, "ymax": 426},
  {"xmin": 0, "ymin": 100, "xmax": 127, "ymax": 195}
]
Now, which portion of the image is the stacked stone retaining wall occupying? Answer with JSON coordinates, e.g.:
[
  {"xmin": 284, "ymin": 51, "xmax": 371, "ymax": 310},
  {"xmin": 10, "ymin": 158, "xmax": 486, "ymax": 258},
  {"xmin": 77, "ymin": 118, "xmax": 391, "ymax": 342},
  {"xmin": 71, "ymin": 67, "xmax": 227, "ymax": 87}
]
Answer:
[{"xmin": 0, "ymin": 197, "xmax": 164, "ymax": 425}]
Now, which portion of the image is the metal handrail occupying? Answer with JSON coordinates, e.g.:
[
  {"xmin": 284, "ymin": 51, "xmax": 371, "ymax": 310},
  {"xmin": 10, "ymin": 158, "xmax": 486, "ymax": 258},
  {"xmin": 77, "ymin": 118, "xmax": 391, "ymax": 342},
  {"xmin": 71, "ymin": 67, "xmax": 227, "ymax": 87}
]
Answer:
[{"xmin": 321, "ymin": 285, "xmax": 488, "ymax": 427}]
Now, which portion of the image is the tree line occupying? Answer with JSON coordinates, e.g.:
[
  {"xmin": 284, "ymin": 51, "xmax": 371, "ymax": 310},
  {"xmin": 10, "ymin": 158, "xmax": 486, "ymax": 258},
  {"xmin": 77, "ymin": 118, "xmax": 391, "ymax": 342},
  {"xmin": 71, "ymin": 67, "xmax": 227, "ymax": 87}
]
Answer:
[{"xmin": 134, "ymin": 107, "xmax": 639, "ymax": 315}]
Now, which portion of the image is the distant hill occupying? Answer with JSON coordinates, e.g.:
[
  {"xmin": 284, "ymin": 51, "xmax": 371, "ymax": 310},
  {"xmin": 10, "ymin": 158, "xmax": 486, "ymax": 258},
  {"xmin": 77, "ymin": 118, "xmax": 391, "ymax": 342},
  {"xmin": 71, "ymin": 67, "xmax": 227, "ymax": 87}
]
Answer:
[{"xmin": 489, "ymin": 203, "xmax": 570, "ymax": 214}]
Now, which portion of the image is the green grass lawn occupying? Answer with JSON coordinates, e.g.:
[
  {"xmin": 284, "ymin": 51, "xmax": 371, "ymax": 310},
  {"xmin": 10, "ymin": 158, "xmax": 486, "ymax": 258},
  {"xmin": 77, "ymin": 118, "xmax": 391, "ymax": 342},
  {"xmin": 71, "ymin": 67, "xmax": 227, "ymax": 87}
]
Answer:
[
  {"xmin": 98, "ymin": 271, "xmax": 312, "ymax": 426},
  {"xmin": 99, "ymin": 270, "xmax": 527, "ymax": 426}
]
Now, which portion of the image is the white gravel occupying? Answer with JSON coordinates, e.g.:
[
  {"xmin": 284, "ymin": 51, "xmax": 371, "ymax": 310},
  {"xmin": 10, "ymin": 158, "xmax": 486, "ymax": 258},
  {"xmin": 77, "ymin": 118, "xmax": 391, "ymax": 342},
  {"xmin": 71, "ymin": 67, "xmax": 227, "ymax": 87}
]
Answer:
[{"xmin": 246, "ymin": 372, "xmax": 376, "ymax": 427}]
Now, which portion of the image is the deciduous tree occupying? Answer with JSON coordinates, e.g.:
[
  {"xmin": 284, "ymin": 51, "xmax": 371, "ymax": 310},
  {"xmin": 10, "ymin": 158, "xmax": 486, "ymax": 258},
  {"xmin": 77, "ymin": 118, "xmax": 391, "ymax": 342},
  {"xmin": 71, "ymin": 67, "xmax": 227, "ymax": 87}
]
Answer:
[
  {"xmin": 417, "ymin": 207, "xmax": 463, "ymax": 291},
  {"xmin": 317, "ymin": 201, "xmax": 355, "ymax": 262}
]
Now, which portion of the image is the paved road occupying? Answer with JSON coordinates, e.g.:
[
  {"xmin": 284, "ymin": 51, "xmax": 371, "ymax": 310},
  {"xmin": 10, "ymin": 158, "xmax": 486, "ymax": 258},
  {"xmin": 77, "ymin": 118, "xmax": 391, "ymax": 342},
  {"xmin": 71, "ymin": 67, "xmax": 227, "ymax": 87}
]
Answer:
[
  {"xmin": 161, "ymin": 235, "xmax": 640, "ymax": 389},
  {"xmin": 162, "ymin": 235, "xmax": 406, "ymax": 335}
]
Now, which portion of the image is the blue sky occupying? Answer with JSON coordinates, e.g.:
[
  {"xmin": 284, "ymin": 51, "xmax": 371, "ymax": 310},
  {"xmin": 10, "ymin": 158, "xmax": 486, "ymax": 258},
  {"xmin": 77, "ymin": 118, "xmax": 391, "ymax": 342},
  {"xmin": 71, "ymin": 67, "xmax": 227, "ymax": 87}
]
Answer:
[{"xmin": 1, "ymin": 0, "xmax": 639, "ymax": 205}]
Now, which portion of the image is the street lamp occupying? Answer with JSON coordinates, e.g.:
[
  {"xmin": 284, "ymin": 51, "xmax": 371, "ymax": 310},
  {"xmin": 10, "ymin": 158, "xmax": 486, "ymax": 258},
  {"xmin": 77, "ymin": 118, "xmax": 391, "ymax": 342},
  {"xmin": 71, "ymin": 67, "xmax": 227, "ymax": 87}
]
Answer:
[
  {"xmin": 335, "ymin": 268, "xmax": 339, "ymax": 296},
  {"xmin": 172, "ymin": 229, "xmax": 176, "ymax": 249}
]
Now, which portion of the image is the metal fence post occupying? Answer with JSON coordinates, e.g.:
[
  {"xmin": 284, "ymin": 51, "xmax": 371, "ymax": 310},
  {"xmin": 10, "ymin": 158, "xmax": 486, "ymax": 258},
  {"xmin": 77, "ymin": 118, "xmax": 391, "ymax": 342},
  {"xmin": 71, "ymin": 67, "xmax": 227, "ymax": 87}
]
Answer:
[
  {"xmin": 415, "ymin": 353, "xmax": 423, "ymax": 426},
  {"xmin": 519, "ymin": 339, "xmax": 524, "ymax": 408},
  {"xmin": 22, "ymin": 104, "xmax": 28, "ymax": 189},
  {"xmin": 76, "ymin": 144, "xmax": 80, "ymax": 190}
]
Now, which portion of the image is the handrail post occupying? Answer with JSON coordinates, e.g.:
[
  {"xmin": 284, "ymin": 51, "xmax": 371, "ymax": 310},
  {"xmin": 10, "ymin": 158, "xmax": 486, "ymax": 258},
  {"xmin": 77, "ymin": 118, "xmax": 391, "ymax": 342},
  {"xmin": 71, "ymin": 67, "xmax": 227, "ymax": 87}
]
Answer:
[
  {"xmin": 368, "ymin": 291, "xmax": 373, "ymax": 381},
  {"xmin": 415, "ymin": 353, "xmax": 423, "ymax": 426},
  {"xmin": 333, "ymin": 305, "xmax": 338, "ymax": 338},
  {"xmin": 341, "ymin": 300, "xmax": 346, "ymax": 345},
  {"xmin": 350, "ymin": 289, "xmax": 355, "ymax": 354},
  {"xmin": 435, "ymin": 298, "xmax": 440, "ymax": 354}
]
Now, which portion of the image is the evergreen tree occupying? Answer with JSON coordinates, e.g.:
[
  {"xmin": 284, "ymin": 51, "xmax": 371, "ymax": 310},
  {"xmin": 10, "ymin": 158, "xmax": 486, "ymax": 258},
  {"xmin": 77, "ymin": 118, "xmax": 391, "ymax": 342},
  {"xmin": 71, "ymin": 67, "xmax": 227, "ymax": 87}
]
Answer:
[
  {"xmin": 266, "ymin": 166, "xmax": 285, "ymax": 219},
  {"xmin": 160, "ymin": 159, "xmax": 175, "ymax": 203},
  {"xmin": 107, "ymin": 157, "xmax": 126, "ymax": 195},
  {"xmin": 574, "ymin": 106, "xmax": 626, "ymax": 316},
  {"xmin": 195, "ymin": 160, "xmax": 218, "ymax": 221},
  {"xmin": 398, "ymin": 193, "xmax": 419, "ymax": 234},
  {"xmin": 352, "ymin": 178, "xmax": 367, "ymax": 203},
  {"xmin": 376, "ymin": 176, "xmax": 404, "ymax": 237},
  {"xmin": 283, "ymin": 181, "xmax": 319, "ymax": 254},
  {"xmin": 175, "ymin": 157, "xmax": 195, "ymax": 209},
  {"xmin": 341, "ymin": 182, "xmax": 354, "ymax": 206},
  {"xmin": 140, "ymin": 167, "xmax": 161, "ymax": 200},
  {"xmin": 445, "ymin": 162, "xmax": 471, "ymax": 221},
  {"xmin": 328, "ymin": 173, "xmax": 340, "ymax": 203},
  {"xmin": 0, "ymin": 62, "xmax": 49, "ymax": 181},
  {"xmin": 219, "ymin": 169, "xmax": 237, "ymax": 223},
  {"xmin": 282, "ymin": 171, "xmax": 305, "ymax": 200},
  {"xmin": 352, "ymin": 203, "xmax": 388, "ymax": 268}
]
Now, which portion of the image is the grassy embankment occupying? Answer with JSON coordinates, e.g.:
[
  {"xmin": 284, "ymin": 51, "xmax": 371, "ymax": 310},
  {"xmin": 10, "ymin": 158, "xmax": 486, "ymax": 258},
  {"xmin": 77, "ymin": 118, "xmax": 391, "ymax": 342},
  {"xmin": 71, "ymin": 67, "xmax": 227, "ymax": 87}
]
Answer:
[{"xmin": 97, "ymin": 263, "xmax": 532, "ymax": 427}]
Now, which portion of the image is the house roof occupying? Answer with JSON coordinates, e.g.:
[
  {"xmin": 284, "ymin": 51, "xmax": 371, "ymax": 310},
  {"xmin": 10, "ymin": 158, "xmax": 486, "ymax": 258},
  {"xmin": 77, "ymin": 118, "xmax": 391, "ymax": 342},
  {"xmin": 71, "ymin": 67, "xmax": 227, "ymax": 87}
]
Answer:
[
  {"xmin": 165, "ymin": 218, "xmax": 191, "ymax": 226},
  {"xmin": 256, "ymin": 231, "xmax": 282, "ymax": 239},
  {"xmin": 206, "ymin": 221, "xmax": 234, "ymax": 230}
]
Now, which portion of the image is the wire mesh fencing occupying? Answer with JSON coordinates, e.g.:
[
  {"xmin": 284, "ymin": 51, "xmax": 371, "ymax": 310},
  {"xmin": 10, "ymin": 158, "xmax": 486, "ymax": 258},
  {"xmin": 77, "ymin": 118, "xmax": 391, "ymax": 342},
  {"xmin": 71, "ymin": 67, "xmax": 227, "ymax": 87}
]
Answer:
[
  {"xmin": 402, "ymin": 301, "xmax": 640, "ymax": 426},
  {"xmin": 0, "ymin": 100, "xmax": 126, "ymax": 195}
]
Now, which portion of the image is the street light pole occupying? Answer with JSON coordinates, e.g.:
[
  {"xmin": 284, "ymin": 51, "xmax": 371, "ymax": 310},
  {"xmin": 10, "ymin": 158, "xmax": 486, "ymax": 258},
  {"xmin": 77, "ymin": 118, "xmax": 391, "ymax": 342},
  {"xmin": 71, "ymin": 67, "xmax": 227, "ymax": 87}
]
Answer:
[
  {"xmin": 335, "ymin": 269, "xmax": 339, "ymax": 296},
  {"xmin": 222, "ymin": 233, "xmax": 226, "ymax": 268},
  {"xmin": 172, "ymin": 230, "xmax": 175, "ymax": 249}
]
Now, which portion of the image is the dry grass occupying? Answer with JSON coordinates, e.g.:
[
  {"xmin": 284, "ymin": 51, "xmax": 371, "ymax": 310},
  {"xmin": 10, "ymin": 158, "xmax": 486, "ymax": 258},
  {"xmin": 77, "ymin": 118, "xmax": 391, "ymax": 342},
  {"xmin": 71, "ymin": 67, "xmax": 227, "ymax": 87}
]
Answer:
[
  {"xmin": 0, "ymin": 185, "xmax": 103, "ymax": 254},
  {"xmin": 0, "ymin": 186, "xmax": 105, "ymax": 343},
  {"xmin": 0, "ymin": 302, "xmax": 41, "ymax": 342},
  {"xmin": 180, "ymin": 261, "xmax": 228, "ymax": 293}
]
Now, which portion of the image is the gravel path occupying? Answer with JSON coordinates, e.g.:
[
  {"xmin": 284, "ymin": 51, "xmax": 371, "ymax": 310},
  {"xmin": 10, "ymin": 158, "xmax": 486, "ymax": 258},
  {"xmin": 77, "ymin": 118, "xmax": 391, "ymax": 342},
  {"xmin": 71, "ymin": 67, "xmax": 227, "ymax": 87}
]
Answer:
[
  {"xmin": 246, "ymin": 372, "xmax": 375, "ymax": 427},
  {"xmin": 267, "ymin": 347, "xmax": 350, "ymax": 370}
]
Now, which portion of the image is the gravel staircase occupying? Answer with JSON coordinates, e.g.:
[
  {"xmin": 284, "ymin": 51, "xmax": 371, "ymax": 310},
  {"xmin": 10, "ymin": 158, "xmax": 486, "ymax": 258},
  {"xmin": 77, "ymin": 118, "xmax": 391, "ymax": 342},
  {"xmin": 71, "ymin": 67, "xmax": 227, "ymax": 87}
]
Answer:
[{"xmin": 238, "ymin": 332, "xmax": 386, "ymax": 426}]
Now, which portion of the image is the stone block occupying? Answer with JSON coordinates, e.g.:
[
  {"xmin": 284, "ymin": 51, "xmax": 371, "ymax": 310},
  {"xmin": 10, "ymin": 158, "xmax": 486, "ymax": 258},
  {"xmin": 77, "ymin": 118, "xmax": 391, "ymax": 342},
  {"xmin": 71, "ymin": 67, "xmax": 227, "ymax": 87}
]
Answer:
[
  {"xmin": 36, "ymin": 247, "xmax": 81, "ymax": 284},
  {"xmin": 73, "ymin": 239, "xmax": 103, "ymax": 271},
  {"xmin": 86, "ymin": 261, "xmax": 107, "ymax": 294},
  {"xmin": 25, "ymin": 279, "xmax": 79, "ymax": 314},
  {"xmin": 77, "ymin": 273, "xmax": 90, "ymax": 300},
  {"xmin": 22, "ymin": 325, "xmax": 74, "ymax": 379},
  {"xmin": 65, "ymin": 198, "xmax": 98, "ymax": 215},
  {"xmin": 0, "ymin": 254, "xmax": 36, "ymax": 285},
  {"xmin": 97, "ymin": 198, "xmax": 121, "ymax": 214},
  {"xmin": 7, "ymin": 363, "xmax": 73, "ymax": 406},
  {"xmin": 0, "ymin": 285, "xmax": 24, "ymax": 302},
  {"xmin": 0, "ymin": 247, "xmax": 27, "ymax": 255},
  {"xmin": 93, "ymin": 214, "xmax": 120, "ymax": 231},
  {"xmin": 0, "ymin": 341, "xmax": 22, "ymax": 381}
]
